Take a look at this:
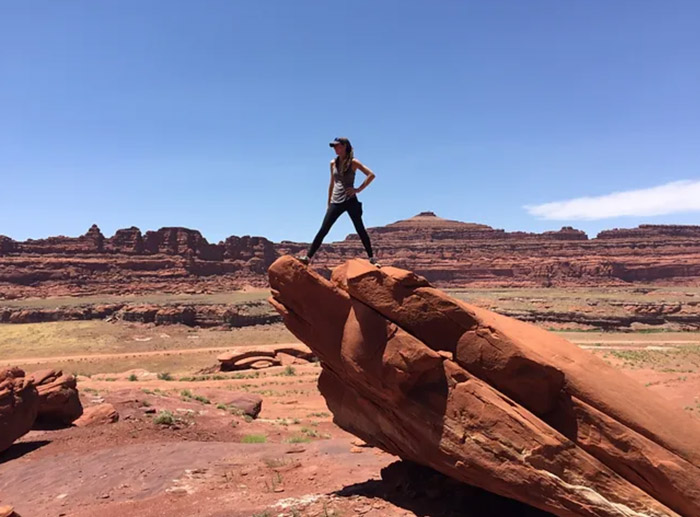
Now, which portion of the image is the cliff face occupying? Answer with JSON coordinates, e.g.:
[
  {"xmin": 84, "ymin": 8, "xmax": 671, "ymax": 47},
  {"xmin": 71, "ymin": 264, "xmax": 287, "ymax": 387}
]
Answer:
[
  {"xmin": 0, "ymin": 225, "xmax": 279, "ymax": 298},
  {"xmin": 268, "ymin": 256, "xmax": 700, "ymax": 517},
  {"xmin": 597, "ymin": 224, "xmax": 700, "ymax": 239},
  {"xmin": 277, "ymin": 212, "xmax": 700, "ymax": 287},
  {"xmin": 2, "ymin": 213, "xmax": 699, "ymax": 298}
]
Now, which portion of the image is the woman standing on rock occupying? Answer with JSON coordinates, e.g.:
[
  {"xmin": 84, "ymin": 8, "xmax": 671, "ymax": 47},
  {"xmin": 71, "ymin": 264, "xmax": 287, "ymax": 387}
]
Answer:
[{"xmin": 297, "ymin": 137, "xmax": 379, "ymax": 266}]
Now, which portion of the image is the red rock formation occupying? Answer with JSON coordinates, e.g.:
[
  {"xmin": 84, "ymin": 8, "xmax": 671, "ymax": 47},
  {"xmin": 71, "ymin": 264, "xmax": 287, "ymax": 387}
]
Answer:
[
  {"xmin": 0, "ymin": 236, "xmax": 17, "ymax": 256},
  {"xmin": 217, "ymin": 344, "xmax": 313, "ymax": 371},
  {"xmin": 542, "ymin": 226, "xmax": 588, "ymax": 240},
  {"xmin": 0, "ymin": 301, "xmax": 281, "ymax": 328},
  {"xmin": 222, "ymin": 236, "xmax": 278, "ymax": 271},
  {"xmin": 0, "ymin": 368, "xmax": 39, "ymax": 453},
  {"xmin": 20, "ymin": 224, "xmax": 104, "ymax": 254},
  {"xmin": 74, "ymin": 403, "xmax": 119, "ymax": 427},
  {"xmin": 143, "ymin": 227, "xmax": 207, "ymax": 255},
  {"xmin": 277, "ymin": 212, "xmax": 700, "ymax": 287},
  {"xmin": 105, "ymin": 226, "xmax": 144, "ymax": 254},
  {"xmin": 1, "ymin": 215, "xmax": 699, "ymax": 298},
  {"xmin": 597, "ymin": 224, "xmax": 700, "ymax": 239},
  {"xmin": 268, "ymin": 256, "xmax": 700, "ymax": 516},
  {"xmin": 28, "ymin": 369, "xmax": 83, "ymax": 428},
  {"xmin": 0, "ymin": 225, "xmax": 279, "ymax": 298},
  {"xmin": 332, "ymin": 259, "xmax": 700, "ymax": 515}
]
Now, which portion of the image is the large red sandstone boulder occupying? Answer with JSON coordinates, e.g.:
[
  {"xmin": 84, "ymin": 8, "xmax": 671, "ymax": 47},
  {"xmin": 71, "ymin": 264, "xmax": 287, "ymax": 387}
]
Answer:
[
  {"xmin": 268, "ymin": 256, "xmax": 700, "ymax": 517},
  {"xmin": 0, "ymin": 368, "xmax": 39, "ymax": 452},
  {"xmin": 28, "ymin": 369, "xmax": 83, "ymax": 428}
]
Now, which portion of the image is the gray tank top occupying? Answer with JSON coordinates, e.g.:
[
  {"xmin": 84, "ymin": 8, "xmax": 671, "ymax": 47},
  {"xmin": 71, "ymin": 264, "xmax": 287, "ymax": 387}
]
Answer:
[{"xmin": 330, "ymin": 161, "xmax": 356, "ymax": 204}]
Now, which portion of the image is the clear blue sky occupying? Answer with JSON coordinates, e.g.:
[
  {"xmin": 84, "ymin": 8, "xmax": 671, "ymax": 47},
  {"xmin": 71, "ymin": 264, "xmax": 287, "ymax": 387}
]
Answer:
[{"xmin": 2, "ymin": 1, "xmax": 699, "ymax": 244}]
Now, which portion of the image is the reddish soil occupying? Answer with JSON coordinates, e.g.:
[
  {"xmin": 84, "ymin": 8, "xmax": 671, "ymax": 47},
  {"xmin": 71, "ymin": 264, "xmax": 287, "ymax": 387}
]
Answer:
[{"xmin": 1, "ymin": 351, "xmax": 697, "ymax": 516}]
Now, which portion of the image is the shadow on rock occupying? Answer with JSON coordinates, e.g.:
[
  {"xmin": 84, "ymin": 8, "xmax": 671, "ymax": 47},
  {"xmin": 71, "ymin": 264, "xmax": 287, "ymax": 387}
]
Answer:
[
  {"xmin": 0, "ymin": 440, "xmax": 51, "ymax": 464},
  {"xmin": 336, "ymin": 460, "xmax": 554, "ymax": 517}
]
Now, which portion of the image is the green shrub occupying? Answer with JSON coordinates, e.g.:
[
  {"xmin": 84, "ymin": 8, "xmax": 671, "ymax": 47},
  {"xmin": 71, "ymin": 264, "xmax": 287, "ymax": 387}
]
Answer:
[
  {"xmin": 286, "ymin": 436, "xmax": 311, "ymax": 444},
  {"xmin": 301, "ymin": 427, "xmax": 319, "ymax": 438},
  {"xmin": 153, "ymin": 410, "xmax": 175, "ymax": 426},
  {"xmin": 241, "ymin": 434, "xmax": 267, "ymax": 444}
]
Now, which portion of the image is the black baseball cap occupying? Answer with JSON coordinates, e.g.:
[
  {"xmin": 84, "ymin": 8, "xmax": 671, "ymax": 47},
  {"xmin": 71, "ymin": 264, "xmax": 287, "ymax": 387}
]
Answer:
[{"xmin": 329, "ymin": 136, "xmax": 351, "ymax": 148}]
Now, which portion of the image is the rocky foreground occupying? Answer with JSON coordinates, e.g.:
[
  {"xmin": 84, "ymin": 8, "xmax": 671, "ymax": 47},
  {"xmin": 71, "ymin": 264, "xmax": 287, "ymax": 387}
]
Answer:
[
  {"xmin": 269, "ymin": 256, "xmax": 700, "ymax": 517},
  {"xmin": 1, "ymin": 213, "xmax": 700, "ymax": 299}
]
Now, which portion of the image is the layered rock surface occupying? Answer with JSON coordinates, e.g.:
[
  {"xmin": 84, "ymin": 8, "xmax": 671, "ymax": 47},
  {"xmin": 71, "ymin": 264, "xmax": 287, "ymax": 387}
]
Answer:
[
  {"xmin": 0, "ymin": 300, "xmax": 280, "ymax": 328},
  {"xmin": 28, "ymin": 369, "xmax": 83, "ymax": 428},
  {"xmin": 2, "ymin": 215, "xmax": 700, "ymax": 299},
  {"xmin": 0, "ymin": 225, "xmax": 278, "ymax": 298},
  {"xmin": 279, "ymin": 212, "xmax": 700, "ymax": 287},
  {"xmin": 268, "ymin": 256, "xmax": 700, "ymax": 517},
  {"xmin": 0, "ymin": 368, "xmax": 39, "ymax": 453},
  {"xmin": 217, "ymin": 343, "xmax": 314, "ymax": 371}
]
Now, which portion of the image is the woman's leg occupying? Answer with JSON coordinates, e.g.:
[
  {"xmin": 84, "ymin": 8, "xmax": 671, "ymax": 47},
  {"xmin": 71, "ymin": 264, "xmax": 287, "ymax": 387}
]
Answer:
[
  {"xmin": 307, "ymin": 203, "xmax": 345, "ymax": 258},
  {"xmin": 346, "ymin": 198, "xmax": 373, "ymax": 258}
]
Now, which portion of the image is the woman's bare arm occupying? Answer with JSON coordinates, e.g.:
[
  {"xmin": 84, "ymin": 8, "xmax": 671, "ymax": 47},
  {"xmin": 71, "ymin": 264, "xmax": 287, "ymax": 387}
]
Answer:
[
  {"xmin": 350, "ymin": 159, "xmax": 376, "ymax": 195},
  {"xmin": 327, "ymin": 160, "xmax": 334, "ymax": 205}
]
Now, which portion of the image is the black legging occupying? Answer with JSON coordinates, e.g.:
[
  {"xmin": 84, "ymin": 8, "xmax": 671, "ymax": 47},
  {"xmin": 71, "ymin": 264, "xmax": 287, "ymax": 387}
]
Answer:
[{"xmin": 308, "ymin": 196, "xmax": 373, "ymax": 259}]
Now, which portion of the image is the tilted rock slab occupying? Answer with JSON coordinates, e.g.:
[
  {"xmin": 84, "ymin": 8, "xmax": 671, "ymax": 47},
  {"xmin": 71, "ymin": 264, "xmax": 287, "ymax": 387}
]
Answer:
[
  {"xmin": 268, "ymin": 256, "xmax": 700, "ymax": 517},
  {"xmin": 0, "ymin": 368, "xmax": 39, "ymax": 452},
  {"xmin": 331, "ymin": 260, "xmax": 700, "ymax": 516},
  {"xmin": 27, "ymin": 369, "xmax": 83, "ymax": 428}
]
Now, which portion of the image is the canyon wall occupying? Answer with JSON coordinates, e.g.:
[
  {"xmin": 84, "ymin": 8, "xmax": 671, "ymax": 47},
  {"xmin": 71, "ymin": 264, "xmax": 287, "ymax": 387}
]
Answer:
[
  {"xmin": 0, "ymin": 225, "xmax": 277, "ymax": 298},
  {"xmin": 278, "ymin": 212, "xmax": 700, "ymax": 287},
  {"xmin": 2, "ymin": 212, "xmax": 699, "ymax": 298}
]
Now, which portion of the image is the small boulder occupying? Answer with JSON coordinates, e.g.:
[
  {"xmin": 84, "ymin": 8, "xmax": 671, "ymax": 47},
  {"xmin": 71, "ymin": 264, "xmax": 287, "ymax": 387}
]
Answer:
[
  {"xmin": 74, "ymin": 403, "xmax": 119, "ymax": 427},
  {"xmin": 275, "ymin": 351, "xmax": 309, "ymax": 366}
]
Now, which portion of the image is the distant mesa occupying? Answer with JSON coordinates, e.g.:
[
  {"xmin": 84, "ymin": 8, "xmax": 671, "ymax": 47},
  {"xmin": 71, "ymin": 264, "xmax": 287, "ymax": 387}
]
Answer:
[
  {"xmin": 351, "ymin": 212, "xmax": 588, "ymax": 241},
  {"xmin": 388, "ymin": 211, "xmax": 494, "ymax": 229},
  {"xmin": 6, "ymin": 224, "xmax": 277, "ymax": 266},
  {"xmin": 1, "ymin": 213, "xmax": 700, "ymax": 297},
  {"xmin": 597, "ymin": 224, "xmax": 700, "ymax": 239},
  {"xmin": 0, "ymin": 224, "xmax": 279, "ymax": 298}
]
